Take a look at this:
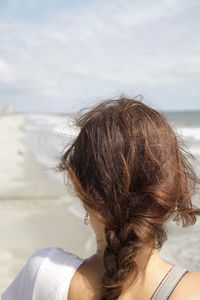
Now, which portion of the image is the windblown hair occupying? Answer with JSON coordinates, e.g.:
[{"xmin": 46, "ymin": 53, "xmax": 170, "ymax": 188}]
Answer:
[{"xmin": 58, "ymin": 95, "xmax": 200, "ymax": 300}]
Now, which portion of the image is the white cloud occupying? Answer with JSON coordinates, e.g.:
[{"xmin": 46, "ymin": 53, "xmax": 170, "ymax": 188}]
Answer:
[
  {"xmin": 96, "ymin": 0, "xmax": 183, "ymax": 27},
  {"xmin": 0, "ymin": 58, "xmax": 15, "ymax": 83},
  {"xmin": 0, "ymin": 0, "xmax": 200, "ymax": 111}
]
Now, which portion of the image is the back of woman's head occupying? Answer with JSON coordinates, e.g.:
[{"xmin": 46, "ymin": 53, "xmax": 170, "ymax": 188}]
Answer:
[{"xmin": 58, "ymin": 95, "xmax": 200, "ymax": 300}]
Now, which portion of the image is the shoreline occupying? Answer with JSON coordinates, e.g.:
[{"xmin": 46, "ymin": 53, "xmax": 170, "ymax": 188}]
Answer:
[
  {"xmin": 0, "ymin": 113, "xmax": 66, "ymax": 200},
  {"xmin": 0, "ymin": 114, "xmax": 95, "ymax": 294}
]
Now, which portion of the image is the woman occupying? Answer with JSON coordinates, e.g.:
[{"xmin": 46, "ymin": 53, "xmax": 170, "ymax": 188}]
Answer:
[{"xmin": 2, "ymin": 96, "xmax": 200, "ymax": 300}]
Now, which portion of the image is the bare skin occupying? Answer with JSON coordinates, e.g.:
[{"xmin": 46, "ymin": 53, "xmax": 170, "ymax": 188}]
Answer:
[{"xmin": 68, "ymin": 209, "xmax": 200, "ymax": 300}]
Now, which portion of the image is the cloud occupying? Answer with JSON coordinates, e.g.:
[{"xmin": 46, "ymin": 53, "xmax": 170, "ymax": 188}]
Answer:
[
  {"xmin": 0, "ymin": 0, "xmax": 200, "ymax": 111},
  {"xmin": 0, "ymin": 58, "xmax": 15, "ymax": 83}
]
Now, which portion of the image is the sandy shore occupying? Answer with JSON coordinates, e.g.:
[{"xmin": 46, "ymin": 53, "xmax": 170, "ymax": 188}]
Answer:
[
  {"xmin": 0, "ymin": 198, "xmax": 95, "ymax": 294},
  {"xmin": 0, "ymin": 114, "xmax": 96, "ymax": 293},
  {"xmin": 0, "ymin": 114, "xmax": 25, "ymax": 196}
]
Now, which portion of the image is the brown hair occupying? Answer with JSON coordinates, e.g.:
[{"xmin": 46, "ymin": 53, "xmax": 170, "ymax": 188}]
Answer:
[{"xmin": 58, "ymin": 95, "xmax": 200, "ymax": 299}]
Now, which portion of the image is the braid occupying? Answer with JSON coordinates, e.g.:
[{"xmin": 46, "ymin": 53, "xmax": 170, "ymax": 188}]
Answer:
[
  {"xmin": 100, "ymin": 207, "xmax": 167, "ymax": 300},
  {"xmin": 100, "ymin": 225, "xmax": 139, "ymax": 300}
]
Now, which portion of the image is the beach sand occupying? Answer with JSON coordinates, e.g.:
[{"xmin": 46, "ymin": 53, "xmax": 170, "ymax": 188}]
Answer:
[
  {"xmin": 0, "ymin": 113, "xmax": 200, "ymax": 295},
  {"xmin": 0, "ymin": 198, "xmax": 95, "ymax": 294},
  {"xmin": 0, "ymin": 114, "xmax": 95, "ymax": 293}
]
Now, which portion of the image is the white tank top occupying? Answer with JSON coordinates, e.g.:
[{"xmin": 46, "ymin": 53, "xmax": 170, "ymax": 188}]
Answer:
[{"xmin": 1, "ymin": 247, "xmax": 188, "ymax": 300}]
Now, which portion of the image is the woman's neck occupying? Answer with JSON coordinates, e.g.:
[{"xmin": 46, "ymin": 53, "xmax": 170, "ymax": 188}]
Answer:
[{"xmin": 87, "ymin": 246, "xmax": 173, "ymax": 299}]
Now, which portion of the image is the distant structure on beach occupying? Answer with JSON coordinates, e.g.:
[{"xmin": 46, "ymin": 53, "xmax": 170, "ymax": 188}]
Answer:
[{"xmin": 0, "ymin": 104, "xmax": 13, "ymax": 115}]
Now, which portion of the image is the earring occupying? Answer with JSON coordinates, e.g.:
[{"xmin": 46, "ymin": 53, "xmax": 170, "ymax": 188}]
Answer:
[{"xmin": 84, "ymin": 212, "xmax": 89, "ymax": 225}]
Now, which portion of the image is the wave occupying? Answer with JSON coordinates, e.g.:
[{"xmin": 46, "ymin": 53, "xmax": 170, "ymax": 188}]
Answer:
[
  {"xmin": 24, "ymin": 114, "xmax": 79, "ymax": 136},
  {"xmin": 175, "ymin": 127, "xmax": 200, "ymax": 141}
]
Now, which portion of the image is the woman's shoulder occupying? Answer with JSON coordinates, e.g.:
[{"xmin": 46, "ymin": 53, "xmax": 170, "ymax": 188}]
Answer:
[
  {"xmin": 13, "ymin": 246, "xmax": 84, "ymax": 275},
  {"xmin": 2, "ymin": 247, "xmax": 85, "ymax": 300},
  {"xmin": 170, "ymin": 271, "xmax": 200, "ymax": 300},
  {"xmin": 29, "ymin": 246, "xmax": 84, "ymax": 262}
]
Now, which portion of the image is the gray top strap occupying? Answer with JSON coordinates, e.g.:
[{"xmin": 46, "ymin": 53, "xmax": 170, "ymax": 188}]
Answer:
[{"xmin": 151, "ymin": 265, "xmax": 188, "ymax": 300}]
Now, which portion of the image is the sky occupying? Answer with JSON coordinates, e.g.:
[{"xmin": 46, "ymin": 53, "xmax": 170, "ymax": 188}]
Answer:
[{"xmin": 0, "ymin": 0, "xmax": 200, "ymax": 113}]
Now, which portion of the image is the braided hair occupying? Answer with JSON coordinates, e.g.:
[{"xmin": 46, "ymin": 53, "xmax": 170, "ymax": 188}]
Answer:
[{"xmin": 58, "ymin": 95, "xmax": 200, "ymax": 299}]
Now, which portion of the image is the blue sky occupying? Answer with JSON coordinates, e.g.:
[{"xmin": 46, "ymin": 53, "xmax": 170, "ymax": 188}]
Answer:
[{"xmin": 0, "ymin": 0, "xmax": 200, "ymax": 113}]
